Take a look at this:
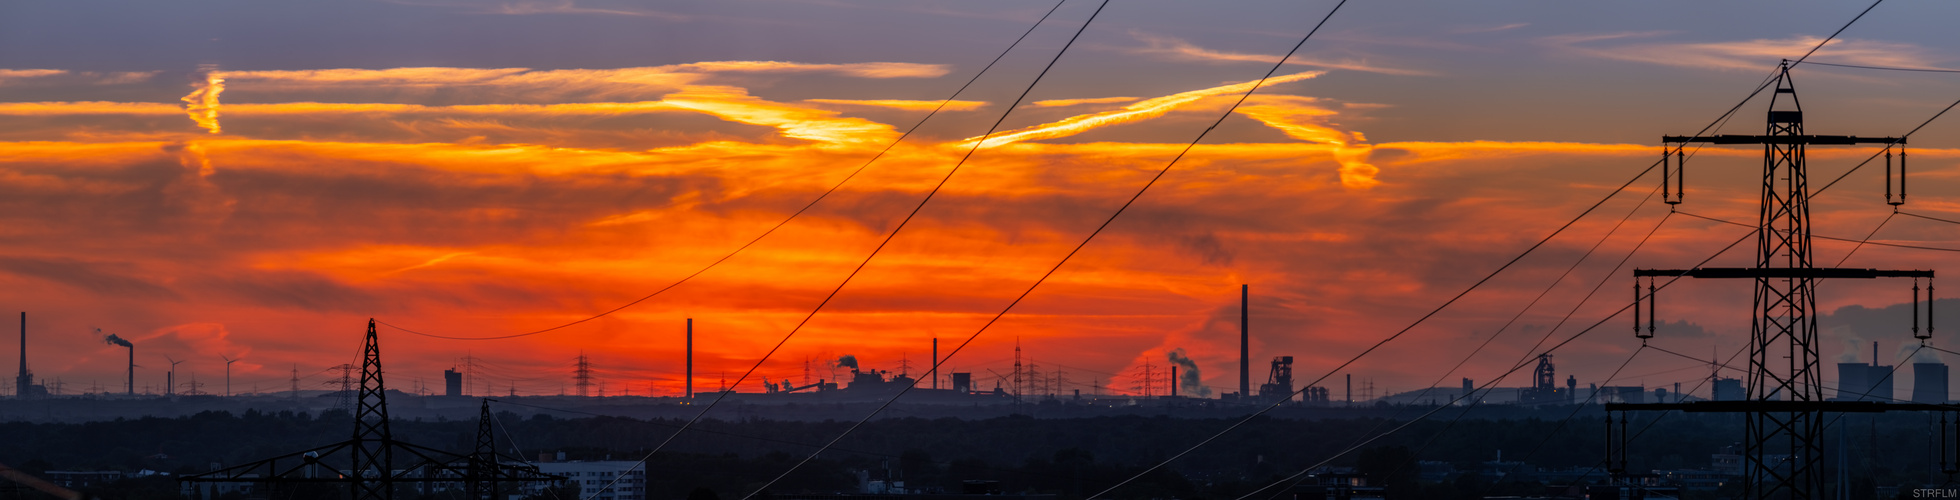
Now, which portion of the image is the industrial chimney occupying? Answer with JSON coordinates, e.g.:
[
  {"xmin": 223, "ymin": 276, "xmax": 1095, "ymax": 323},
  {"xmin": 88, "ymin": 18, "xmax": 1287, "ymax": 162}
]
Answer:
[
  {"xmin": 105, "ymin": 333, "xmax": 134, "ymax": 395},
  {"xmin": 1240, "ymin": 284, "xmax": 1249, "ymax": 402},
  {"xmin": 15, "ymin": 312, "xmax": 27, "ymax": 399},
  {"xmin": 685, "ymin": 318, "xmax": 693, "ymax": 399}
]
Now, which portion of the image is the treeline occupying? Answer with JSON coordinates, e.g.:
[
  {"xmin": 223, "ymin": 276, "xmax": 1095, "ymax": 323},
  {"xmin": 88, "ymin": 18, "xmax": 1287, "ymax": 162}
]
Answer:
[{"xmin": 0, "ymin": 409, "xmax": 1946, "ymax": 499}]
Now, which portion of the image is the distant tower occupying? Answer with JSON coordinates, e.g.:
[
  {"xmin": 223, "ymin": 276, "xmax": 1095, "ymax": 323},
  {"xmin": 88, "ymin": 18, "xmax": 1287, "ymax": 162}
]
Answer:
[
  {"xmin": 574, "ymin": 353, "xmax": 592, "ymax": 397},
  {"xmin": 685, "ymin": 319, "xmax": 693, "ymax": 398},
  {"xmin": 1013, "ymin": 338, "xmax": 1023, "ymax": 401},
  {"xmin": 1240, "ymin": 285, "xmax": 1250, "ymax": 401},
  {"xmin": 1913, "ymin": 362, "xmax": 1950, "ymax": 404},
  {"xmin": 15, "ymin": 312, "xmax": 28, "ymax": 399}
]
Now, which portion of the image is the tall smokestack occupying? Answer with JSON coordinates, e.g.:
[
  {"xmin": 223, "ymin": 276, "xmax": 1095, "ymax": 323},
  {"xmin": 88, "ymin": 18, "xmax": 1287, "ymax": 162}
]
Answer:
[
  {"xmin": 105, "ymin": 334, "xmax": 133, "ymax": 395},
  {"xmin": 931, "ymin": 338, "xmax": 939, "ymax": 390},
  {"xmin": 685, "ymin": 318, "xmax": 693, "ymax": 399},
  {"xmin": 1240, "ymin": 284, "xmax": 1249, "ymax": 401},
  {"xmin": 15, "ymin": 312, "xmax": 25, "ymax": 399},
  {"xmin": 1171, "ymin": 365, "xmax": 1178, "ymax": 397}
]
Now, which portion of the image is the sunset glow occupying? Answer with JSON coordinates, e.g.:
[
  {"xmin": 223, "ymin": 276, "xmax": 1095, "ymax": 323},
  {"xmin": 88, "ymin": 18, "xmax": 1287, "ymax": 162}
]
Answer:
[{"xmin": 3, "ymin": 0, "xmax": 1958, "ymax": 404}]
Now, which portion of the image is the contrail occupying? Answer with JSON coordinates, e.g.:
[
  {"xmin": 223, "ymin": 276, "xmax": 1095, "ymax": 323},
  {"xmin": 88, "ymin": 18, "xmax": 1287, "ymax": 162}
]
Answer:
[{"xmin": 181, "ymin": 66, "xmax": 225, "ymax": 134}]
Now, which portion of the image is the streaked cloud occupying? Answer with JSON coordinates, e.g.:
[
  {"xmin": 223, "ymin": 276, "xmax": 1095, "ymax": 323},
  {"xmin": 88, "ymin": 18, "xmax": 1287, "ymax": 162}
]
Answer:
[
  {"xmin": 1545, "ymin": 34, "xmax": 1949, "ymax": 71},
  {"xmin": 0, "ymin": 69, "xmax": 158, "ymax": 86},
  {"xmin": 182, "ymin": 70, "xmax": 225, "ymax": 134},
  {"xmin": 1030, "ymin": 96, "xmax": 1139, "ymax": 107},
  {"xmin": 804, "ymin": 99, "xmax": 987, "ymax": 111},
  {"xmin": 1234, "ymin": 95, "xmax": 1378, "ymax": 188},
  {"xmin": 219, "ymin": 62, "xmax": 948, "ymax": 100},
  {"xmin": 1126, "ymin": 32, "xmax": 1431, "ymax": 76},
  {"xmin": 960, "ymin": 71, "xmax": 1325, "ymax": 148}
]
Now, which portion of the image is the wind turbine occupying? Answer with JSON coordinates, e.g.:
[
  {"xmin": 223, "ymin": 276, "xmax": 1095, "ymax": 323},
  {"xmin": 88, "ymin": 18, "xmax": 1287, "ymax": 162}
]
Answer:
[
  {"xmin": 164, "ymin": 355, "xmax": 184, "ymax": 396},
  {"xmin": 221, "ymin": 354, "xmax": 241, "ymax": 397}
]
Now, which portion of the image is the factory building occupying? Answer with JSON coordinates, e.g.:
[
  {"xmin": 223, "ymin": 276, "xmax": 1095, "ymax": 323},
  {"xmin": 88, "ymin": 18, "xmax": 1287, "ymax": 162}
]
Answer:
[
  {"xmin": 1914, "ymin": 362, "xmax": 1950, "ymax": 404},
  {"xmin": 529, "ymin": 461, "xmax": 646, "ymax": 500},
  {"xmin": 1835, "ymin": 362, "xmax": 1896, "ymax": 402},
  {"xmin": 1711, "ymin": 378, "xmax": 1743, "ymax": 401}
]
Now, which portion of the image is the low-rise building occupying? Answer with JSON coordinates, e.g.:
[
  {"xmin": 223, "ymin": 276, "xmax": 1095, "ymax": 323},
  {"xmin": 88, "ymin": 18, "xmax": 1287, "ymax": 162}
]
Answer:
[{"xmin": 530, "ymin": 461, "xmax": 645, "ymax": 500}]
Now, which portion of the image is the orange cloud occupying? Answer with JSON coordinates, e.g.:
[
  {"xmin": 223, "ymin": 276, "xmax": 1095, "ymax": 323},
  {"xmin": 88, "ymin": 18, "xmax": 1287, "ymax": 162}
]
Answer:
[
  {"xmin": 1127, "ymin": 32, "xmax": 1431, "ymax": 75},
  {"xmin": 1234, "ymin": 95, "xmax": 1378, "ymax": 188},
  {"xmin": 1030, "ymin": 96, "xmax": 1139, "ymax": 107},
  {"xmin": 0, "ymin": 101, "xmax": 182, "ymax": 115},
  {"xmin": 662, "ymin": 86, "xmax": 898, "ymax": 146},
  {"xmin": 1544, "ymin": 34, "xmax": 1947, "ymax": 72},
  {"xmin": 216, "ymin": 62, "xmax": 948, "ymax": 100},
  {"xmin": 961, "ymin": 71, "xmax": 1326, "ymax": 148},
  {"xmin": 804, "ymin": 99, "xmax": 987, "ymax": 111},
  {"xmin": 182, "ymin": 70, "xmax": 225, "ymax": 134}
]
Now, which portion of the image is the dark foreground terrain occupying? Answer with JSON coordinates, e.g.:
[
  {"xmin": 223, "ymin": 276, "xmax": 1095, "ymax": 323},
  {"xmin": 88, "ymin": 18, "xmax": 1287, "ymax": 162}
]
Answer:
[{"xmin": 0, "ymin": 407, "xmax": 1949, "ymax": 499}]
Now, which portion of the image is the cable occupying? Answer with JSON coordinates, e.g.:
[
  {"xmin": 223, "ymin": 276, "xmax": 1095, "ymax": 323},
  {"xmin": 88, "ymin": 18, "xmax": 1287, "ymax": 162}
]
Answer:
[
  {"xmin": 1224, "ymin": 225, "xmax": 1756, "ymax": 500},
  {"xmin": 1103, "ymin": 69, "xmax": 1792, "ymax": 497},
  {"xmin": 738, "ymin": 2, "xmax": 1373, "ymax": 497},
  {"xmin": 1813, "ymin": 96, "xmax": 1960, "ymax": 196},
  {"xmin": 1835, "ymin": 211, "xmax": 1897, "ymax": 266},
  {"xmin": 1785, "ymin": 0, "xmax": 1885, "ymax": 70},
  {"xmin": 1354, "ymin": 185, "xmax": 1669, "ymax": 444},
  {"xmin": 1206, "ymin": 35, "xmax": 1881, "ymax": 493},
  {"xmin": 1803, "ymin": 61, "xmax": 1960, "ymax": 74},
  {"xmin": 1901, "ymin": 211, "xmax": 1960, "ymax": 227},
  {"xmin": 1255, "ymin": 205, "xmax": 1676, "ymax": 499},
  {"xmin": 1680, "ymin": 211, "xmax": 1960, "ymax": 253},
  {"xmin": 1248, "ymin": 190, "xmax": 1673, "ymax": 499},
  {"xmin": 1644, "ymin": 342, "xmax": 1937, "ymax": 406},
  {"xmin": 1369, "ymin": 345, "xmax": 1651, "ymax": 500},
  {"xmin": 1106, "ymin": 56, "xmax": 1796, "ymax": 495},
  {"xmin": 377, "ymin": 0, "xmax": 1076, "ymax": 341},
  {"xmin": 585, "ymin": 4, "xmax": 1113, "ymax": 499}
]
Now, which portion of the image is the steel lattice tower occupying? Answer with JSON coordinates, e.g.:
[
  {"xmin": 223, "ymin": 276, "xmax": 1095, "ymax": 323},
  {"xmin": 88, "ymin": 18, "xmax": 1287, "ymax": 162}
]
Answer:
[
  {"xmin": 1743, "ymin": 66, "xmax": 1824, "ymax": 499},
  {"xmin": 353, "ymin": 319, "xmax": 395, "ymax": 500},
  {"xmin": 1616, "ymin": 63, "xmax": 1941, "ymax": 500},
  {"xmin": 468, "ymin": 400, "xmax": 498, "ymax": 500}
]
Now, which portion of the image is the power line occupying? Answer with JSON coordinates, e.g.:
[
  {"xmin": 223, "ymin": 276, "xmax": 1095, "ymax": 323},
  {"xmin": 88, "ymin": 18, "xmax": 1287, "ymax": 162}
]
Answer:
[
  {"xmin": 731, "ymin": 0, "xmax": 1381, "ymax": 496},
  {"xmin": 1097, "ymin": 79, "xmax": 1773, "ymax": 498},
  {"xmin": 1244, "ymin": 202, "xmax": 1673, "ymax": 499},
  {"xmin": 1232, "ymin": 226, "xmax": 1753, "ymax": 499},
  {"xmin": 1346, "ymin": 184, "xmax": 1667, "ymax": 448},
  {"xmin": 1784, "ymin": 0, "xmax": 1886, "ymax": 70},
  {"xmin": 1679, "ymin": 211, "xmax": 1960, "ymax": 253},
  {"xmin": 1812, "ymin": 95, "xmax": 1960, "ymax": 195},
  {"xmin": 1197, "ymin": 38, "xmax": 1883, "ymax": 494},
  {"xmin": 378, "ymin": 0, "xmax": 1077, "ymax": 341},
  {"xmin": 585, "ymin": 2, "xmax": 1112, "ymax": 498},
  {"xmin": 1803, "ymin": 61, "xmax": 1960, "ymax": 74}
]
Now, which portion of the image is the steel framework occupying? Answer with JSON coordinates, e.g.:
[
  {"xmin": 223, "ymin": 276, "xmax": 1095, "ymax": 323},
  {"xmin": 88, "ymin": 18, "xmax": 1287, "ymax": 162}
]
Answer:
[
  {"xmin": 1616, "ymin": 63, "xmax": 1938, "ymax": 499},
  {"xmin": 180, "ymin": 319, "xmax": 561, "ymax": 500}
]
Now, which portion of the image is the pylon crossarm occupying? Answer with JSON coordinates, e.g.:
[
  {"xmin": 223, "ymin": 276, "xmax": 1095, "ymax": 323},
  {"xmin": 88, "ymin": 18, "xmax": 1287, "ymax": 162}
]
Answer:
[
  {"xmin": 1664, "ymin": 134, "xmax": 1902, "ymax": 145},
  {"xmin": 1634, "ymin": 267, "xmax": 1932, "ymax": 278},
  {"xmin": 1605, "ymin": 400, "xmax": 1960, "ymax": 412}
]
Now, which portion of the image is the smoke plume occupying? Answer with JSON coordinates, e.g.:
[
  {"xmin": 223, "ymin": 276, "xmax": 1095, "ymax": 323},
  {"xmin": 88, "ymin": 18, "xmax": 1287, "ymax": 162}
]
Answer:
[
  {"xmin": 1165, "ymin": 348, "xmax": 1211, "ymax": 397},
  {"xmin": 834, "ymin": 355, "xmax": 858, "ymax": 370},
  {"xmin": 104, "ymin": 332, "xmax": 132, "ymax": 348},
  {"xmin": 181, "ymin": 67, "xmax": 225, "ymax": 134}
]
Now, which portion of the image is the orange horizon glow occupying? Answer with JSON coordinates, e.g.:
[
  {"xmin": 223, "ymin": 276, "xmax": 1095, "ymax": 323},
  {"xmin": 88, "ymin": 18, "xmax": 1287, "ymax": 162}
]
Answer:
[{"xmin": 4, "ymin": 58, "xmax": 1956, "ymax": 401}]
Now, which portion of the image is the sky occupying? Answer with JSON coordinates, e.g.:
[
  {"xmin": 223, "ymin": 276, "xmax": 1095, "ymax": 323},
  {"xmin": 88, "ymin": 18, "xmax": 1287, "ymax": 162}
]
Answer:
[{"xmin": 3, "ymin": 0, "xmax": 1960, "ymax": 401}]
